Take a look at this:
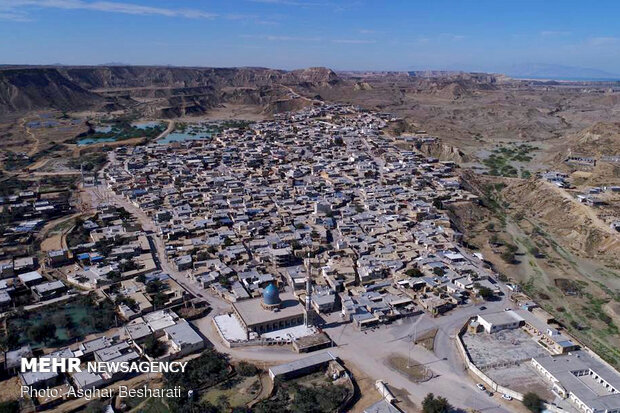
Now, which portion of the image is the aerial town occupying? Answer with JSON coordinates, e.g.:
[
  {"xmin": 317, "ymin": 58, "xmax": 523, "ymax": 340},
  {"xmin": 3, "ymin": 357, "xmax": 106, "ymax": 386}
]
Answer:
[
  {"xmin": 0, "ymin": 102, "xmax": 618, "ymax": 413},
  {"xmin": 3, "ymin": 1, "xmax": 620, "ymax": 412}
]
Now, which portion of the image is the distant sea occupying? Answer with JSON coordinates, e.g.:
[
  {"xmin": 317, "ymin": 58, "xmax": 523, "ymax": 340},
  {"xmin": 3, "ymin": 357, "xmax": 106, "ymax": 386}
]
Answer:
[{"xmin": 511, "ymin": 75, "xmax": 620, "ymax": 82}]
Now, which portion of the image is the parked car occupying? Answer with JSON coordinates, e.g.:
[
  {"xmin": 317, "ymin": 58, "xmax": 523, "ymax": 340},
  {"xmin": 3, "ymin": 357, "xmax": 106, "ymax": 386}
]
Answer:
[
  {"xmin": 502, "ymin": 394, "xmax": 513, "ymax": 401},
  {"xmin": 486, "ymin": 390, "xmax": 494, "ymax": 397},
  {"xmin": 479, "ymin": 306, "xmax": 487, "ymax": 310},
  {"xmin": 477, "ymin": 383, "xmax": 486, "ymax": 391}
]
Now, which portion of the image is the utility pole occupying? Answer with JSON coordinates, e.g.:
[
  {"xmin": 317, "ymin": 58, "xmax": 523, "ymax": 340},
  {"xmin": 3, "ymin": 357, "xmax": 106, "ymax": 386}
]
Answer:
[
  {"xmin": 304, "ymin": 251, "xmax": 313, "ymax": 328},
  {"xmin": 407, "ymin": 313, "xmax": 425, "ymax": 368}
]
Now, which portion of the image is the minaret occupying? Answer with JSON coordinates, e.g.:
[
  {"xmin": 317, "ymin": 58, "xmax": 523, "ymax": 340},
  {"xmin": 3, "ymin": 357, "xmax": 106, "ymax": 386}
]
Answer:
[{"xmin": 304, "ymin": 253, "xmax": 313, "ymax": 327}]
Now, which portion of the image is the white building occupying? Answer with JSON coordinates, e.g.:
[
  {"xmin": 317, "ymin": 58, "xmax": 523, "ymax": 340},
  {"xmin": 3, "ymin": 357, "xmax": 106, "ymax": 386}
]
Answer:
[
  {"xmin": 476, "ymin": 310, "xmax": 524, "ymax": 334},
  {"xmin": 532, "ymin": 351, "xmax": 620, "ymax": 413}
]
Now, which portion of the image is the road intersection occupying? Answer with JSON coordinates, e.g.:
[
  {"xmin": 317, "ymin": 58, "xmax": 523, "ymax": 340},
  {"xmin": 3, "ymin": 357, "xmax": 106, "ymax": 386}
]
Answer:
[{"xmin": 83, "ymin": 168, "xmax": 517, "ymax": 412}]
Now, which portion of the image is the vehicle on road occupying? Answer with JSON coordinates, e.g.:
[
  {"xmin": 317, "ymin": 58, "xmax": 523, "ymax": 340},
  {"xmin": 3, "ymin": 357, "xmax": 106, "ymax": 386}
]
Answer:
[
  {"xmin": 486, "ymin": 390, "xmax": 494, "ymax": 397},
  {"xmin": 502, "ymin": 394, "xmax": 512, "ymax": 401},
  {"xmin": 479, "ymin": 306, "xmax": 487, "ymax": 310},
  {"xmin": 477, "ymin": 383, "xmax": 485, "ymax": 391}
]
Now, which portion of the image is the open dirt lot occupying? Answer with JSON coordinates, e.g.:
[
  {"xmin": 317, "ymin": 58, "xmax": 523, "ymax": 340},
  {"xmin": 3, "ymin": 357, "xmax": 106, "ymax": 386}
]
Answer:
[
  {"xmin": 462, "ymin": 328, "xmax": 548, "ymax": 369},
  {"xmin": 485, "ymin": 363, "xmax": 555, "ymax": 400}
]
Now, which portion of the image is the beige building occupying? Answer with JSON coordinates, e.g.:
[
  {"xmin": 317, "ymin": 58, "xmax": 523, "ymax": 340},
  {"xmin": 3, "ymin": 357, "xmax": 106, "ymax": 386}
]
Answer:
[{"xmin": 232, "ymin": 284, "xmax": 305, "ymax": 337}]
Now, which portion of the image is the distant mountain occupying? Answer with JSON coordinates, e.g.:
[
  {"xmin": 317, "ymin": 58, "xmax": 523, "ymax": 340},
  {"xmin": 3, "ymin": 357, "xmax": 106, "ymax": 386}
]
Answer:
[
  {"xmin": 503, "ymin": 63, "xmax": 620, "ymax": 80},
  {"xmin": 0, "ymin": 68, "xmax": 104, "ymax": 114},
  {"xmin": 0, "ymin": 65, "xmax": 341, "ymax": 116}
]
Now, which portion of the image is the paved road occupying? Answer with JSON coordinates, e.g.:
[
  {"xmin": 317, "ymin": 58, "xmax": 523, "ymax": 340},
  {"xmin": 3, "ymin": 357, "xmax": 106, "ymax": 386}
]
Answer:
[
  {"xmin": 88, "ymin": 175, "xmax": 516, "ymax": 412},
  {"xmin": 319, "ymin": 296, "xmax": 514, "ymax": 412}
]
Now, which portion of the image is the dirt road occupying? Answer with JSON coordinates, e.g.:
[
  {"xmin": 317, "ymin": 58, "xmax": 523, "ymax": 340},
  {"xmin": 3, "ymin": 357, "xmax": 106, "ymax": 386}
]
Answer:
[{"xmin": 87, "ymin": 177, "xmax": 515, "ymax": 413}]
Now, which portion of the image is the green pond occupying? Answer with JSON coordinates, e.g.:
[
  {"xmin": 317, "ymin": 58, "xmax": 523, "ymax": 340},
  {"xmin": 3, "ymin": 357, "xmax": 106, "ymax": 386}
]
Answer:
[{"xmin": 8, "ymin": 299, "xmax": 115, "ymax": 348}]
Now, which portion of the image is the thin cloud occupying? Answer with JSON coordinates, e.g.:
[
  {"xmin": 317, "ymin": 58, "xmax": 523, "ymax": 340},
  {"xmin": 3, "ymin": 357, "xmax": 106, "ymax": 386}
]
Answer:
[
  {"xmin": 588, "ymin": 36, "xmax": 619, "ymax": 46},
  {"xmin": 266, "ymin": 35, "xmax": 321, "ymax": 41},
  {"xmin": 239, "ymin": 34, "xmax": 321, "ymax": 42},
  {"xmin": 439, "ymin": 33, "xmax": 466, "ymax": 41},
  {"xmin": 0, "ymin": 10, "xmax": 32, "ymax": 21},
  {"xmin": 0, "ymin": 0, "xmax": 218, "ymax": 20},
  {"xmin": 541, "ymin": 30, "xmax": 571, "ymax": 37},
  {"xmin": 248, "ymin": 0, "xmax": 323, "ymax": 6},
  {"xmin": 241, "ymin": 34, "xmax": 375, "ymax": 43},
  {"xmin": 333, "ymin": 39, "xmax": 376, "ymax": 44},
  {"xmin": 413, "ymin": 34, "xmax": 462, "ymax": 44}
]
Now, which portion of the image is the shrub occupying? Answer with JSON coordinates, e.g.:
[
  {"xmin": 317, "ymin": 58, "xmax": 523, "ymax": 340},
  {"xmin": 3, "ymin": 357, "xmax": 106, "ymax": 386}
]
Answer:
[
  {"xmin": 406, "ymin": 268, "xmax": 423, "ymax": 277},
  {"xmin": 236, "ymin": 361, "xmax": 258, "ymax": 377},
  {"xmin": 422, "ymin": 393, "xmax": 452, "ymax": 413},
  {"xmin": 0, "ymin": 400, "xmax": 19, "ymax": 413},
  {"xmin": 523, "ymin": 392, "xmax": 543, "ymax": 412},
  {"xmin": 501, "ymin": 250, "xmax": 516, "ymax": 264}
]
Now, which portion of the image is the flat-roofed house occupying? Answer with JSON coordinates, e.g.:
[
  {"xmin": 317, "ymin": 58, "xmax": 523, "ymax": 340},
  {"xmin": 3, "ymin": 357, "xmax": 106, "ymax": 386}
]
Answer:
[
  {"xmin": 477, "ymin": 310, "xmax": 524, "ymax": 334},
  {"xmin": 163, "ymin": 320, "xmax": 205, "ymax": 358}
]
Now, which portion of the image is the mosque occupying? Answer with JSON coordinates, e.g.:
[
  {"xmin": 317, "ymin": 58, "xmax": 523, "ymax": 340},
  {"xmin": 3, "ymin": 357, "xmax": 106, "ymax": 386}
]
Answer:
[{"xmin": 231, "ymin": 283, "xmax": 307, "ymax": 337}]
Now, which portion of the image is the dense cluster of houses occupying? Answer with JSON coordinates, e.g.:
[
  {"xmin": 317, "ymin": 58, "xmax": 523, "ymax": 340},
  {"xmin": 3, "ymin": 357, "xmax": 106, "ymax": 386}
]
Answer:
[
  {"xmin": 1, "ymin": 203, "xmax": 205, "ymax": 409},
  {"xmin": 0, "ymin": 186, "xmax": 72, "ymax": 270},
  {"xmin": 7, "ymin": 307, "xmax": 204, "ymax": 408},
  {"xmin": 0, "ymin": 189, "xmax": 72, "ymax": 245},
  {"xmin": 102, "ymin": 104, "xmax": 499, "ymax": 337}
]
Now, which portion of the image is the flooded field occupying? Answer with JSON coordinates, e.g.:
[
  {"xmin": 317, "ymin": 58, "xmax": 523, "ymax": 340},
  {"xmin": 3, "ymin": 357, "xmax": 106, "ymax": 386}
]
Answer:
[
  {"xmin": 7, "ymin": 296, "xmax": 116, "ymax": 348},
  {"xmin": 77, "ymin": 121, "xmax": 165, "ymax": 145},
  {"xmin": 157, "ymin": 120, "xmax": 251, "ymax": 144},
  {"xmin": 157, "ymin": 122, "xmax": 216, "ymax": 144}
]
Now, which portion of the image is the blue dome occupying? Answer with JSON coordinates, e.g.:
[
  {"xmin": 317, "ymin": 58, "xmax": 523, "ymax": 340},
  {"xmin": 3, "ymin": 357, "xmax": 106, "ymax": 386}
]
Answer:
[{"xmin": 263, "ymin": 283, "xmax": 281, "ymax": 305}]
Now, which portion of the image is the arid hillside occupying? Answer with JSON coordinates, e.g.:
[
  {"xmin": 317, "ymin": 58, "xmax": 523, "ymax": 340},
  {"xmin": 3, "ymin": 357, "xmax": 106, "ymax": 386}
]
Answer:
[
  {"xmin": 564, "ymin": 122, "xmax": 620, "ymax": 158},
  {"xmin": 327, "ymin": 72, "xmax": 620, "ymax": 158},
  {"xmin": 0, "ymin": 66, "xmax": 339, "ymax": 117},
  {"xmin": 3, "ymin": 65, "xmax": 619, "ymax": 153},
  {"xmin": 0, "ymin": 68, "xmax": 104, "ymax": 113},
  {"xmin": 453, "ymin": 170, "xmax": 620, "ymax": 366},
  {"xmin": 503, "ymin": 179, "xmax": 620, "ymax": 262}
]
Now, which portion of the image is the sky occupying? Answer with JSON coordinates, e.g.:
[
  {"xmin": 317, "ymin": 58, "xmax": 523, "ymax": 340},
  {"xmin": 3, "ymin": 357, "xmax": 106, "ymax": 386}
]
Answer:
[{"xmin": 1, "ymin": 0, "xmax": 620, "ymax": 75}]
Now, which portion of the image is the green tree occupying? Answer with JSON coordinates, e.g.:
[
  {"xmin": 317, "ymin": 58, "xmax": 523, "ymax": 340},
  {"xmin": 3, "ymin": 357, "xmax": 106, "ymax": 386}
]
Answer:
[
  {"xmin": 146, "ymin": 280, "xmax": 164, "ymax": 294},
  {"xmin": 0, "ymin": 332, "xmax": 19, "ymax": 351},
  {"xmin": 489, "ymin": 234, "xmax": 502, "ymax": 245},
  {"xmin": 475, "ymin": 284, "xmax": 494, "ymax": 300},
  {"xmin": 82, "ymin": 399, "xmax": 107, "ymax": 413},
  {"xmin": 151, "ymin": 292, "xmax": 167, "ymax": 309},
  {"xmin": 406, "ymin": 268, "xmax": 423, "ymax": 277},
  {"xmin": 522, "ymin": 392, "xmax": 543, "ymax": 412},
  {"xmin": 500, "ymin": 250, "xmax": 516, "ymax": 264},
  {"xmin": 290, "ymin": 384, "xmax": 348, "ymax": 413},
  {"xmin": 27, "ymin": 321, "xmax": 56, "ymax": 344},
  {"xmin": 0, "ymin": 400, "xmax": 19, "ymax": 413},
  {"xmin": 236, "ymin": 361, "xmax": 258, "ymax": 377},
  {"xmin": 422, "ymin": 393, "xmax": 452, "ymax": 413},
  {"xmin": 142, "ymin": 335, "xmax": 167, "ymax": 358}
]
